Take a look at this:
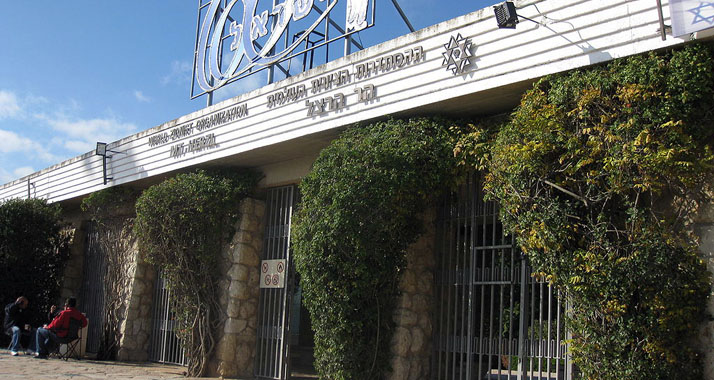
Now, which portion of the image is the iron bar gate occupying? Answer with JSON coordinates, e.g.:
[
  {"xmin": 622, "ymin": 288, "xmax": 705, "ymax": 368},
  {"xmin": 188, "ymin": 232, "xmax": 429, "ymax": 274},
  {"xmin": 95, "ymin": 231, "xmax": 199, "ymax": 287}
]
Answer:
[
  {"xmin": 255, "ymin": 185, "xmax": 297, "ymax": 379},
  {"xmin": 433, "ymin": 173, "xmax": 573, "ymax": 380},
  {"xmin": 78, "ymin": 222, "xmax": 106, "ymax": 354},
  {"xmin": 149, "ymin": 271, "xmax": 188, "ymax": 365}
]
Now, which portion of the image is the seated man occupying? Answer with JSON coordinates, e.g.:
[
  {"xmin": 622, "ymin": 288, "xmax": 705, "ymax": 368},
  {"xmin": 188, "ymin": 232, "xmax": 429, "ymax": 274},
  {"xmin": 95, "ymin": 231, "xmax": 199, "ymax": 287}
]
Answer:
[
  {"xmin": 35, "ymin": 297, "xmax": 87, "ymax": 359},
  {"xmin": 4, "ymin": 296, "xmax": 35, "ymax": 355}
]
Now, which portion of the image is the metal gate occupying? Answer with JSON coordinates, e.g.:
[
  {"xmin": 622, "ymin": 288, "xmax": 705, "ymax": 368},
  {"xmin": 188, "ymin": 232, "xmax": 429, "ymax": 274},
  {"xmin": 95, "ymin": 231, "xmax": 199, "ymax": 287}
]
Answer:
[
  {"xmin": 255, "ymin": 185, "xmax": 297, "ymax": 379},
  {"xmin": 433, "ymin": 173, "xmax": 573, "ymax": 380},
  {"xmin": 78, "ymin": 222, "xmax": 106, "ymax": 354},
  {"xmin": 149, "ymin": 272, "xmax": 188, "ymax": 365}
]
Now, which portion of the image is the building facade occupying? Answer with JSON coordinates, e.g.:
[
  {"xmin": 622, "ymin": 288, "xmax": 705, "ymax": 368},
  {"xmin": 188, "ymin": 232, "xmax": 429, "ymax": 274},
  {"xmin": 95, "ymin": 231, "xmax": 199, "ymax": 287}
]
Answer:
[{"xmin": 2, "ymin": 0, "xmax": 714, "ymax": 379}]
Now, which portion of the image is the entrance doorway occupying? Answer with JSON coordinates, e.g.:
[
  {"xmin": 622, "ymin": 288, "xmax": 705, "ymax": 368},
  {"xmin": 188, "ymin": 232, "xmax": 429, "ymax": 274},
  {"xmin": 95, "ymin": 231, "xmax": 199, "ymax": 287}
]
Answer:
[
  {"xmin": 432, "ymin": 173, "xmax": 573, "ymax": 380},
  {"xmin": 148, "ymin": 271, "xmax": 187, "ymax": 365},
  {"xmin": 254, "ymin": 185, "xmax": 317, "ymax": 380},
  {"xmin": 287, "ymin": 275, "xmax": 317, "ymax": 379},
  {"xmin": 78, "ymin": 222, "xmax": 106, "ymax": 355}
]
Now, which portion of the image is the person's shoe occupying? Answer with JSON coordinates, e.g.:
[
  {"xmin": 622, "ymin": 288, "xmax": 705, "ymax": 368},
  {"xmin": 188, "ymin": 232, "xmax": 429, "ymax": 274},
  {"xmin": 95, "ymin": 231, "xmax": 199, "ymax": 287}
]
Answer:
[
  {"xmin": 10, "ymin": 351, "xmax": 18, "ymax": 356},
  {"xmin": 33, "ymin": 354, "xmax": 48, "ymax": 359}
]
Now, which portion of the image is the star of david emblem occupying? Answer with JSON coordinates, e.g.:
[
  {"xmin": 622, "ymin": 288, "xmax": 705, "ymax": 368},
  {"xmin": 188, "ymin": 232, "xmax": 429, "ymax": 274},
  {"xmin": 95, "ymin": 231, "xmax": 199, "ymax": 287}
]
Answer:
[
  {"xmin": 689, "ymin": 2, "xmax": 714, "ymax": 25},
  {"xmin": 442, "ymin": 33, "xmax": 473, "ymax": 75}
]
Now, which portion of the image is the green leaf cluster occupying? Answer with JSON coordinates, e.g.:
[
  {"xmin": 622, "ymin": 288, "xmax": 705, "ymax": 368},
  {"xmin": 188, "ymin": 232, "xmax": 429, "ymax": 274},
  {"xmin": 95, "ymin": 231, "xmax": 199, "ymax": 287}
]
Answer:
[
  {"xmin": 479, "ymin": 43, "xmax": 714, "ymax": 379},
  {"xmin": 133, "ymin": 169, "xmax": 260, "ymax": 376},
  {"xmin": 81, "ymin": 185, "xmax": 138, "ymax": 223},
  {"xmin": 292, "ymin": 118, "xmax": 458, "ymax": 379},
  {"xmin": 0, "ymin": 198, "xmax": 71, "ymax": 331}
]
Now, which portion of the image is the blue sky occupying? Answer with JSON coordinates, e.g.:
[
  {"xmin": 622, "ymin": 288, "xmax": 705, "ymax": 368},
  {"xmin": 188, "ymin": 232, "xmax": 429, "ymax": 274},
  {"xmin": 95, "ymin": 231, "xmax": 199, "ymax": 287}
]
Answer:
[{"xmin": 0, "ymin": 0, "xmax": 497, "ymax": 183}]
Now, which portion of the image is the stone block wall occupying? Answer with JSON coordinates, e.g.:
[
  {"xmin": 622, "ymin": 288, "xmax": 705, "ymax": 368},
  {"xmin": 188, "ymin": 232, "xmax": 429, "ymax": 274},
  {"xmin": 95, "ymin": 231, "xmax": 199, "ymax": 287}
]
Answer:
[
  {"xmin": 117, "ymin": 254, "xmax": 156, "ymax": 362},
  {"xmin": 695, "ymin": 201, "xmax": 714, "ymax": 380},
  {"xmin": 210, "ymin": 197, "xmax": 266, "ymax": 378},
  {"xmin": 58, "ymin": 211, "xmax": 87, "ymax": 302},
  {"xmin": 389, "ymin": 210, "xmax": 436, "ymax": 380},
  {"xmin": 59, "ymin": 200, "xmax": 154, "ymax": 362}
]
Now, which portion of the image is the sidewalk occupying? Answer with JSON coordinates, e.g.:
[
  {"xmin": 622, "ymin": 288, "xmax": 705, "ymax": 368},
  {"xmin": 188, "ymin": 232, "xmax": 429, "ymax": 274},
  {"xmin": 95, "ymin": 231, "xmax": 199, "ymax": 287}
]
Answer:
[{"xmin": 0, "ymin": 349, "xmax": 226, "ymax": 380}]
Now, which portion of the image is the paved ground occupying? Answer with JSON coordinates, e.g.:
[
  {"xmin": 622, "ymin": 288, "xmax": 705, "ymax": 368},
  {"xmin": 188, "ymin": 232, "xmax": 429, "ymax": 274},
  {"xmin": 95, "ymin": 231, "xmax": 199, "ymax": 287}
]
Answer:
[{"xmin": 0, "ymin": 349, "xmax": 226, "ymax": 380}]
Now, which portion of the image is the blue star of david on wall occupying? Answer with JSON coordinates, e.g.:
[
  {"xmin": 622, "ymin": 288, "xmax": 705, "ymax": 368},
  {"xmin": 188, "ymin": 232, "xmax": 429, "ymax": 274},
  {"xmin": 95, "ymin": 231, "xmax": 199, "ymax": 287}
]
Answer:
[{"xmin": 689, "ymin": 2, "xmax": 714, "ymax": 25}]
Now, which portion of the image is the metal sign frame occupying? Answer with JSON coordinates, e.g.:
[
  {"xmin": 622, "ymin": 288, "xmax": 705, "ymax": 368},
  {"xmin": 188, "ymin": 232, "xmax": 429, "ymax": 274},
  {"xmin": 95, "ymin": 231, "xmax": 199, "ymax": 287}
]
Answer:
[{"xmin": 191, "ymin": 0, "xmax": 377, "ymax": 101}]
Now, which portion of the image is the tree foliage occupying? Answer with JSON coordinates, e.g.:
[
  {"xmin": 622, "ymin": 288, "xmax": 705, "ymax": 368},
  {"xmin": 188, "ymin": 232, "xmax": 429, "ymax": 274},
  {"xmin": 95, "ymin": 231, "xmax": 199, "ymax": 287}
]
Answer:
[
  {"xmin": 464, "ymin": 43, "xmax": 714, "ymax": 379},
  {"xmin": 0, "ymin": 198, "xmax": 71, "ymax": 336},
  {"xmin": 133, "ymin": 169, "xmax": 260, "ymax": 376},
  {"xmin": 292, "ymin": 118, "xmax": 458, "ymax": 379}
]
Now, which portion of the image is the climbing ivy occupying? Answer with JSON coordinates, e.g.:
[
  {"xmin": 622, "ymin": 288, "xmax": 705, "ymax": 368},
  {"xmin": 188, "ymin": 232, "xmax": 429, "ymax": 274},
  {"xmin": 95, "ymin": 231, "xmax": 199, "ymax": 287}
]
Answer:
[
  {"xmin": 133, "ymin": 169, "xmax": 261, "ymax": 376},
  {"xmin": 292, "ymin": 118, "xmax": 458, "ymax": 379},
  {"xmin": 466, "ymin": 43, "xmax": 714, "ymax": 379},
  {"xmin": 81, "ymin": 186, "xmax": 139, "ymax": 360}
]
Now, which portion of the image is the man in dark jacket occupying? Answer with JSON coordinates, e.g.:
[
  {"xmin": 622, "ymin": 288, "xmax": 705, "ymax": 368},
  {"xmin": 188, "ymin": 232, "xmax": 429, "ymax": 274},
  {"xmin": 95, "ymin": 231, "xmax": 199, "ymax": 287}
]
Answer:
[
  {"xmin": 4, "ymin": 296, "xmax": 34, "ymax": 355},
  {"xmin": 35, "ymin": 297, "xmax": 87, "ymax": 359}
]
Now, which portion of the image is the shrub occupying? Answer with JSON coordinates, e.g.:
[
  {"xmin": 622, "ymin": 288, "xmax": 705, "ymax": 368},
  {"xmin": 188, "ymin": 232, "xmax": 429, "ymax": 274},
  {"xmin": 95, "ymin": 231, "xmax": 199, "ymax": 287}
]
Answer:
[
  {"xmin": 292, "ymin": 118, "xmax": 458, "ymax": 379},
  {"xmin": 0, "ymin": 198, "xmax": 71, "ymax": 334},
  {"xmin": 134, "ymin": 169, "xmax": 261, "ymax": 376},
  {"xmin": 482, "ymin": 43, "xmax": 714, "ymax": 379}
]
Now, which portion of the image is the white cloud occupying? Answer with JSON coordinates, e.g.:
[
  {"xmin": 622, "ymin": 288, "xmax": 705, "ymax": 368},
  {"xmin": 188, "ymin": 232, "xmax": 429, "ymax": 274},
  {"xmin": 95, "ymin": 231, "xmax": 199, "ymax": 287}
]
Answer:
[
  {"xmin": 39, "ymin": 115, "xmax": 137, "ymax": 140},
  {"xmin": 13, "ymin": 166, "xmax": 34, "ymax": 178},
  {"xmin": 214, "ymin": 73, "xmax": 265, "ymax": 103},
  {"xmin": 0, "ymin": 166, "xmax": 36, "ymax": 184},
  {"xmin": 35, "ymin": 114, "xmax": 138, "ymax": 154},
  {"xmin": 134, "ymin": 90, "xmax": 151, "ymax": 103},
  {"xmin": 162, "ymin": 60, "xmax": 193, "ymax": 86},
  {"xmin": 0, "ymin": 90, "xmax": 21, "ymax": 119},
  {"xmin": 63, "ymin": 140, "xmax": 94, "ymax": 152},
  {"xmin": 0, "ymin": 129, "xmax": 58, "ymax": 162},
  {"xmin": 0, "ymin": 168, "xmax": 14, "ymax": 184},
  {"xmin": 0, "ymin": 92, "xmax": 146, "ymax": 186}
]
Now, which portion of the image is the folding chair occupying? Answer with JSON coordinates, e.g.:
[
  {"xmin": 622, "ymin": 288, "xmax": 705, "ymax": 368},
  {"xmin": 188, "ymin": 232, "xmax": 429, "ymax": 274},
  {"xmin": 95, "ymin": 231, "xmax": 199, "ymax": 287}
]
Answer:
[{"xmin": 52, "ymin": 318, "xmax": 82, "ymax": 360}]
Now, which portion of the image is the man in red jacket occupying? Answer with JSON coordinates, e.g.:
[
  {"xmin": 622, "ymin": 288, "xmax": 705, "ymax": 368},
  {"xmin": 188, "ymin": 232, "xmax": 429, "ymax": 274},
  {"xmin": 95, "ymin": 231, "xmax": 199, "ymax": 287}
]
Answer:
[{"xmin": 34, "ymin": 297, "xmax": 87, "ymax": 359}]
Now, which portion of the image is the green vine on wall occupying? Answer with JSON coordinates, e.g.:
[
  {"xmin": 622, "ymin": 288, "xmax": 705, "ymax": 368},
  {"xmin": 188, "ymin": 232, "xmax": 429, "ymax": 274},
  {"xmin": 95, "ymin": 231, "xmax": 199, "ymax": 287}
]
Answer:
[
  {"xmin": 455, "ymin": 43, "xmax": 714, "ymax": 379},
  {"xmin": 81, "ymin": 186, "xmax": 139, "ymax": 360},
  {"xmin": 133, "ymin": 169, "xmax": 260, "ymax": 377},
  {"xmin": 292, "ymin": 118, "xmax": 458, "ymax": 379}
]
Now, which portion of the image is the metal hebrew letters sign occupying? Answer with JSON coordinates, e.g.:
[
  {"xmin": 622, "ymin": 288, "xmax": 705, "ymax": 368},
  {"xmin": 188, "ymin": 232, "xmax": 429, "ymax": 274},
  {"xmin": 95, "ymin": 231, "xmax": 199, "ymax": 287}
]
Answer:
[{"xmin": 192, "ymin": 0, "xmax": 374, "ymax": 98}]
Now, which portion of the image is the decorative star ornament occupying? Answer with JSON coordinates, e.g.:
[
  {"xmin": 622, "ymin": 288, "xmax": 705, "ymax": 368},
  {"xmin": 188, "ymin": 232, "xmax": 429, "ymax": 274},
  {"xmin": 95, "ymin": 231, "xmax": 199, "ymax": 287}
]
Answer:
[
  {"xmin": 689, "ymin": 2, "xmax": 714, "ymax": 25},
  {"xmin": 442, "ymin": 33, "xmax": 473, "ymax": 75}
]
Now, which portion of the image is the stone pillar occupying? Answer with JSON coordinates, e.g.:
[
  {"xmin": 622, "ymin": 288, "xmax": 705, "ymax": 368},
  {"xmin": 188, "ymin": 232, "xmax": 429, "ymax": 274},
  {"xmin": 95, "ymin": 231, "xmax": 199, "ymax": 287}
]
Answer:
[
  {"xmin": 59, "ymin": 219, "xmax": 86, "ymax": 301},
  {"xmin": 389, "ymin": 210, "xmax": 436, "ymax": 380},
  {"xmin": 210, "ymin": 197, "xmax": 266, "ymax": 378},
  {"xmin": 116, "ymin": 254, "xmax": 156, "ymax": 362},
  {"xmin": 695, "ymin": 201, "xmax": 714, "ymax": 380}
]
